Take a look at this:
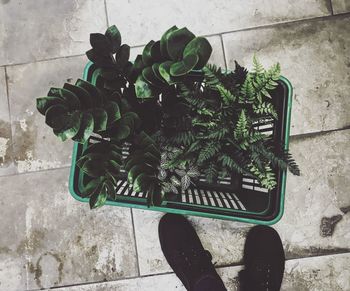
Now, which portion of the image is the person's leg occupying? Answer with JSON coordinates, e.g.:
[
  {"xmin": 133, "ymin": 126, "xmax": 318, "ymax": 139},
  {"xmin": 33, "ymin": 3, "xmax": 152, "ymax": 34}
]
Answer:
[
  {"xmin": 158, "ymin": 213, "xmax": 227, "ymax": 291},
  {"xmin": 239, "ymin": 225, "xmax": 285, "ymax": 291}
]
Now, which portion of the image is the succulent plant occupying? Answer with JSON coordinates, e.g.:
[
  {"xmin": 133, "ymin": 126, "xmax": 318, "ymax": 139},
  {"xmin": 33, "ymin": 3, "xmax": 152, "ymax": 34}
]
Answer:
[
  {"xmin": 86, "ymin": 25, "xmax": 133, "ymax": 90},
  {"xmin": 36, "ymin": 79, "xmax": 122, "ymax": 143},
  {"xmin": 125, "ymin": 131, "xmax": 161, "ymax": 205},
  {"xmin": 77, "ymin": 141, "xmax": 123, "ymax": 209},
  {"xmin": 133, "ymin": 26, "xmax": 212, "ymax": 99}
]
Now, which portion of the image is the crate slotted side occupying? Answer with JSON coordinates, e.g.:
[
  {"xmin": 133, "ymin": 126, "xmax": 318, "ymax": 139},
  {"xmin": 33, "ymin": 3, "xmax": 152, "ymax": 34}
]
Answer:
[{"xmin": 69, "ymin": 63, "xmax": 292, "ymax": 225}]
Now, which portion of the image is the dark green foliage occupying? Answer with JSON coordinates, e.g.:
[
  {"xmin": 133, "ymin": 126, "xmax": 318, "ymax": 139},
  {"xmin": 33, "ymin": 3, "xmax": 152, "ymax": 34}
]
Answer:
[
  {"xmin": 132, "ymin": 26, "xmax": 212, "ymax": 99},
  {"xmin": 37, "ymin": 24, "xmax": 299, "ymax": 208},
  {"xmin": 77, "ymin": 141, "xmax": 123, "ymax": 208},
  {"xmin": 37, "ymin": 80, "xmax": 121, "ymax": 144},
  {"xmin": 125, "ymin": 131, "xmax": 161, "ymax": 206}
]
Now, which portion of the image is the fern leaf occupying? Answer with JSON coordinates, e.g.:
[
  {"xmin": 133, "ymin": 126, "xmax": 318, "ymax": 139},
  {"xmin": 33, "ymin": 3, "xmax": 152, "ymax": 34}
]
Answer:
[
  {"xmin": 216, "ymin": 84, "xmax": 236, "ymax": 105},
  {"xmin": 253, "ymin": 55, "xmax": 264, "ymax": 76},
  {"xmin": 234, "ymin": 110, "xmax": 249, "ymax": 140},
  {"xmin": 204, "ymin": 162, "xmax": 218, "ymax": 183},
  {"xmin": 198, "ymin": 142, "xmax": 221, "ymax": 164},
  {"xmin": 239, "ymin": 75, "xmax": 255, "ymax": 103},
  {"xmin": 253, "ymin": 102, "xmax": 278, "ymax": 119}
]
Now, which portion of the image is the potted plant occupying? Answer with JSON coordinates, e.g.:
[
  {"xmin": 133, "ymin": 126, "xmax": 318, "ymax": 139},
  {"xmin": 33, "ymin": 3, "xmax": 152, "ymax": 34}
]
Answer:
[{"xmin": 37, "ymin": 25, "xmax": 299, "ymax": 223}]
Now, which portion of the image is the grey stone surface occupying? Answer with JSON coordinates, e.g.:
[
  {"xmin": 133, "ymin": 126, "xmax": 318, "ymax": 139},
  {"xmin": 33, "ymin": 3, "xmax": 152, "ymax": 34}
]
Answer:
[
  {"xmin": 275, "ymin": 129, "xmax": 350, "ymax": 258},
  {"xmin": 106, "ymin": 0, "xmax": 331, "ymax": 47},
  {"xmin": 0, "ymin": 168, "xmax": 138, "ymax": 290},
  {"xmin": 50, "ymin": 253, "xmax": 350, "ymax": 290},
  {"xmin": 6, "ymin": 55, "xmax": 88, "ymax": 173},
  {"xmin": 332, "ymin": 0, "xmax": 350, "ymax": 14},
  {"xmin": 223, "ymin": 16, "xmax": 350, "ymax": 136},
  {"xmin": 0, "ymin": 67, "xmax": 15, "ymax": 175},
  {"xmin": 132, "ymin": 129, "xmax": 350, "ymax": 275},
  {"xmin": 0, "ymin": 0, "xmax": 107, "ymax": 66}
]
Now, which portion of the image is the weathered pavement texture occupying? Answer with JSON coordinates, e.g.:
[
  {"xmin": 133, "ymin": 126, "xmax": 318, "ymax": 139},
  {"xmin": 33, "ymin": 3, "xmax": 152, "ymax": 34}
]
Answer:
[{"xmin": 0, "ymin": 0, "xmax": 349, "ymax": 290}]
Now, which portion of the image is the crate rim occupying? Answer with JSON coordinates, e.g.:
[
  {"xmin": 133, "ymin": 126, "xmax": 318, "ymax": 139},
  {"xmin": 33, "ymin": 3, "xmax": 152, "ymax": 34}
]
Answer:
[{"xmin": 68, "ymin": 61, "xmax": 292, "ymax": 225}]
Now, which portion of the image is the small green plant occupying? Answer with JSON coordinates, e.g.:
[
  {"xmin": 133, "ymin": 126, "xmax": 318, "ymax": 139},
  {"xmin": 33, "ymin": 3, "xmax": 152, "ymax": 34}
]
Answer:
[{"xmin": 37, "ymin": 25, "xmax": 299, "ymax": 209}]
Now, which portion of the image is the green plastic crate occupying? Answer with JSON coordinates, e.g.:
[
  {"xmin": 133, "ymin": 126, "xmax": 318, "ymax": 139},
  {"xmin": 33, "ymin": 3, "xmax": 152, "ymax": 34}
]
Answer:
[{"xmin": 69, "ymin": 62, "xmax": 293, "ymax": 225}]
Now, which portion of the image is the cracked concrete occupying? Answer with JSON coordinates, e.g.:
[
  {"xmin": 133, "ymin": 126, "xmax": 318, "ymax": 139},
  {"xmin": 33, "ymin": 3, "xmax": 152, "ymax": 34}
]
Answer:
[{"xmin": 0, "ymin": 0, "xmax": 349, "ymax": 290}]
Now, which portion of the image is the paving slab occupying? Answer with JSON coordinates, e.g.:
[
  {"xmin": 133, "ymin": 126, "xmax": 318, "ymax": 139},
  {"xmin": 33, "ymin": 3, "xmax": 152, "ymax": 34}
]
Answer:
[
  {"xmin": 105, "ymin": 0, "xmax": 331, "ymax": 47},
  {"xmin": 132, "ymin": 129, "xmax": 350, "ymax": 275},
  {"xmin": 0, "ymin": 0, "xmax": 107, "ymax": 66},
  {"xmin": 222, "ymin": 15, "xmax": 350, "ymax": 136},
  {"xmin": 6, "ymin": 55, "xmax": 88, "ymax": 173},
  {"xmin": 332, "ymin": 0, "xmax": 350, "ymax": 14},
  {"xmin": 0, "ymin": 67, "xmax": 15, "ymax": 175},
  {"xmin": 50, "ymin": 253, "xmax": 350, "ymax": 290},
  {"xmin": 0, "ymin": 168, "xmax": 138, "ymax": 290}
]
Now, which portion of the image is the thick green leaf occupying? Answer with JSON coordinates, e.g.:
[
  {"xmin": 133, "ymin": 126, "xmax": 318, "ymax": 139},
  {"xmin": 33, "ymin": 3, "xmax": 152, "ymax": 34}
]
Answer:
[
  {"xmin": 81, "ymin": 158, "xmax": 106, "ymax": 177},
  {"xmin": 83, "ymin": 177, "xmax": 105, "ymax": 198},
  {"xmin": 48, "ymin": 88, "xmax": 80, "ymax": 110},
  {"xmin": 77, "ymin": 153, "xmax": 104, "ymax": 169},
  {"xmin": 75, "ymin": 79, "xmax": 103, "ymax": 107},
  {"xmin": 133, "ymin": 173, "xmax": 152, "ymax": 193},
  {"xmin": 133, "ymin": 55, "xmax": 145, "ymax": 72},
  {"xmin": 86, "ymin": 48, "xmax": 114, "ymax": 68},
  {"xmin": 152, "ymin": 63, "xmax": 167, "ymax": 84},
  {"xmin": 63, "ymin": 83, "xmax": 93, "ymax": 109},
  {"xmin": 107, "ymin": 159, "xmax": 121, "ymax": 174},
  {"xmin": 135, "ymin": 75, "xmax": 155, "ymax": 99},
  {"xmin": 170, "ymin": 54, "xmax": 199, "ymax": 77},
  {"xmin": 72, "ymin": 112, "xmax": 94, "ymax": 143},
  {"xmin": 160, "ymin": 25, "xmax": 178, "ymax": 59},
  {"xmin": 122, "ymin": 112, "xmax": 141, "ymax": 131},
  {"xmin": 90, "ymin": 108, "xmax": 108, "ymax": 132},
  {"xmin": 125, "ymin": 152, "xmax": 159, "ymax": 171},
  {"xmin": 53, "ymin": 111, "xmax": 82, "ymax": 141},
  {"xmin": 159, "ymin": 61, "xmax": 176, "ymax": 85},
  {"xmin": 104, "ymin": 179, "xmax": 116, "ymax": 200},
  {"xmin": 142, "ymin": 40, "xmax": 155, "ymax": 66},
  {"xmin": 128, "ymin": 164, "xmax": 155, "ymax": 184},
  {"xmin": 90, "ymin": 33, "xmax": 112, "ymax": 55},
  {"xmin": 166, "ymin": 27, "xmax": 195, "ymax": 61},
  {"xmin": 37, "ymin": 96, "xmax": 64, "ymax": 115},
  {"xmin": 111, "ymin": 124, "xmax": 130, "ymax": 141},
  {"xmin": 105, "ymin": 101, "xmax": 121, "ymax": 124},
  {"xmin": 89, "ymin": 187, "xmax": 108, "ymax": 209},
  {"xmin": 183, "ymin": 37, "xmax": 212, "ymax": 69},
  {"xmin": 150, "ymin": 40, "xmax": 162, "ymax": 63},
  {"xmin": 45, "ymin": 104, "xmax": 69, "ymax": 130},
  {"xmin": 116, "ymin": 44, "xmax": 130, "ymax": 68},
  {"xmin": 105, "ymin": 25, "xmax": 121, "ymax": 53},
  {"xmin": 142, "ymin": 66, "xmax": 164, "ymax": 87},
  {"xmin": 84, "ymin": 142, "xmax": 110, "ymax": 155}
]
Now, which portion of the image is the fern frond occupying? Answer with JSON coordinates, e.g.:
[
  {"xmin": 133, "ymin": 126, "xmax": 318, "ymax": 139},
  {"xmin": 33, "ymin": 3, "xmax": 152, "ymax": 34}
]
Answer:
[
  {"xmin": 239, "ymin": 75, "xmax": 255, "ymax": 103},
  {"xmin": 219, "ymin": 154, "xmax": 248, "ymax": 175},
  {"xmin": 234, "ymin": 110, "xmax": 249, "ymax": 140},
  {"xmin": 216, "ymin": 84, "xmax": 236, "ymax": 105},
  {"xmin": 249, "ymin": 163, "xmax": 277, "ymax": 190},
  {"xmin": 253, "ymin": 102, "xmax": 278, "ymax": 119},
  {"xmin": 203, "ymin": 64, "xmax": 222, "ymax": 89},
  {"xmin": 198, "ymin": 142, "xmax": 221, "ymax": 164},
  {"xmin": 204, "ymin": 162, "xmax": 218, "ymax": 183},
  {"xmin": 253, "ymin": 55, "xmax": 264, "ymax": 76},
  {"xmin": 169, "ymin": 131, "xmax": 195, "ymax": 146},
  {"xmin": 207, "ymin": 128, "xmax": 229, "ymax": 140}
]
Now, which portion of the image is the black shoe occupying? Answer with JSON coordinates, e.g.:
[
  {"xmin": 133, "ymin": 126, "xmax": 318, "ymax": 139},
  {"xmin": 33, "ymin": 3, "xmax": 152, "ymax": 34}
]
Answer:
[
  {"xmin": 159, "ymin": 213, "xmax": 226, "ymax": 291},
  {"xmin": 239, "ymin": 225, "xmax": 285, "ymax": 291}
]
